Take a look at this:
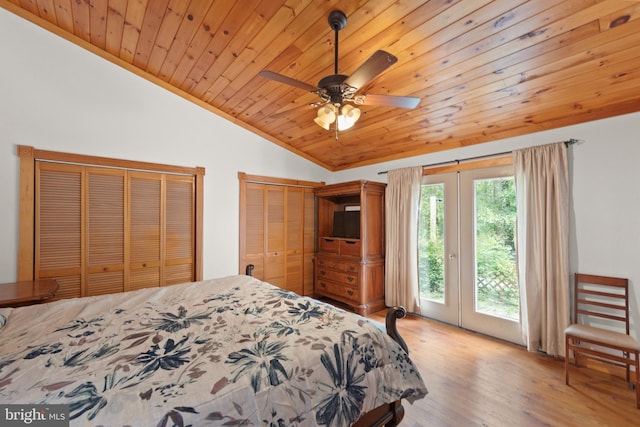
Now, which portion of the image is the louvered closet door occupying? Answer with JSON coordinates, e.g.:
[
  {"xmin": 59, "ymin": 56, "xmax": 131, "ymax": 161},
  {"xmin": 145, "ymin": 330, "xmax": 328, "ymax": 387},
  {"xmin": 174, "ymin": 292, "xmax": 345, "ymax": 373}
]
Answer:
[
  {"xmin": 265, "ymin": 185, "xmax": 285, "ymax": 287},
  {"xmin": 242, "ymin": 183, "xmax": 265, "ymax": 278},
  {"xmin": 129, "ymin": 172, "xmax": 162, "ymax": 290},
  {"xmin": 303, "ymin": 189, "xmax": 315, "ymax": 296},
  {"xmin": 240, "ymin": 180, "xmax": 316, "ymax": 295},
  {"xmin": 33, "ymin": 158, "xmax": 198, "ymax": 299},
  {"xmin": 286, "ymin": 188, "xmax": 304, "ymax": 295},
  {"xmin": 165, "ymin": 175, "xmax": 195, "ymax": 285},
  {"xmin": 86, "ymin": 168, "xmax": 126, "ymax": 296},
  {"xmin": 36, "ymin": 162, "xmax": 83, "ymax": 299}
]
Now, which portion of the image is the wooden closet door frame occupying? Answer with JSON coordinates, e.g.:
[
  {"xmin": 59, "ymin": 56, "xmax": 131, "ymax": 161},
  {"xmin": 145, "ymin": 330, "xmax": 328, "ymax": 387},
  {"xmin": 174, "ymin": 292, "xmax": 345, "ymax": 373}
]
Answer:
[{"xmin": 16, "ymin": 145, "xmax": 205, "ymax": 282}]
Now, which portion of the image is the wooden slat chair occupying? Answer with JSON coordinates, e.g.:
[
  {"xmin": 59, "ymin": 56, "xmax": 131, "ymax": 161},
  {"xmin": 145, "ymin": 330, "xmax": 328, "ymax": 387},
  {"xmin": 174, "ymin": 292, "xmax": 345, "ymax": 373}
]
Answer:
[{"xmin": 565, "ymin": 273, "xmax": 640, "ymax": 408}]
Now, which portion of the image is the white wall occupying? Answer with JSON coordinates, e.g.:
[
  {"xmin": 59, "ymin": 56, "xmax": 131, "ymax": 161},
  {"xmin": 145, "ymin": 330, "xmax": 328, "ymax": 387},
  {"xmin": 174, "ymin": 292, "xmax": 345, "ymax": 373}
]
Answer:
[
  {"xmin": 2, "ymin": 8, "xmax": 640, "ymax": 336},
  {"xmin": 333, "ymin": 116, "xmax": 640, "ymax": 336},
  {"xmin": 0, "ymin": 8, "xmax": 329, "ymax": 281}
]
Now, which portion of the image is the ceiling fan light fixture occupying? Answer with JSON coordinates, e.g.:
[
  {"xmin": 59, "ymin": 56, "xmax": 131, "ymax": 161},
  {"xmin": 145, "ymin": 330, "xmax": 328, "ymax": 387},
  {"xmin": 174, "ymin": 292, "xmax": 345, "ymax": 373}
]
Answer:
[
  {"xmin": 314, "ymin": 105, "xmax": 336, "ymax": 130},
  {"xmin": 314, "ymin": 104, "xmax": 360, "ymax": 131},
  {"xmin": 337, "ymin": 104, "xmax": 361, "ymax": 130}
]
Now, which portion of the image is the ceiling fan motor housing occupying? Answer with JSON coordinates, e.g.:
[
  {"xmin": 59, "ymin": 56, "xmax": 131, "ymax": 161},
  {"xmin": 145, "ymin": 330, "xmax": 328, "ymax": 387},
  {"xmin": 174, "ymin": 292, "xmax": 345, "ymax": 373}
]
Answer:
[{"xmin": 318, "ymin": 74, "xmax": 351, "ymax": 104}]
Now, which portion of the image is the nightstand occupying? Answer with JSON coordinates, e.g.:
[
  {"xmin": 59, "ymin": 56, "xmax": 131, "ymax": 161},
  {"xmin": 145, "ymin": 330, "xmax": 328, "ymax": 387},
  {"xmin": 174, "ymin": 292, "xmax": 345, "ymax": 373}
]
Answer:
[{"xmin": 0, "ymin": 279, "xmax": 59, "ymax": 308}]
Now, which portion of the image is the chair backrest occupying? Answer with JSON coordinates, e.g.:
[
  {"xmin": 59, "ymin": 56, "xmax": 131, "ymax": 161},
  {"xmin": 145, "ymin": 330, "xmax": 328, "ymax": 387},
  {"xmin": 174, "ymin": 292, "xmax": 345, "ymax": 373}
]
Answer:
[{"xmin": 574, "ymin": 273, "xmax": 630, "ymax": 335}]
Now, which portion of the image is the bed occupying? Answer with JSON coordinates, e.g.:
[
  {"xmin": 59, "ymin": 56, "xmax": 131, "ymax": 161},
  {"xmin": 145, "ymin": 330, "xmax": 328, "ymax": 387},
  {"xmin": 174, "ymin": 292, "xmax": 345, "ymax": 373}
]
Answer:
[{"xmin": 0, "ymin": 274, "xmax": 427, "ymax": 426}]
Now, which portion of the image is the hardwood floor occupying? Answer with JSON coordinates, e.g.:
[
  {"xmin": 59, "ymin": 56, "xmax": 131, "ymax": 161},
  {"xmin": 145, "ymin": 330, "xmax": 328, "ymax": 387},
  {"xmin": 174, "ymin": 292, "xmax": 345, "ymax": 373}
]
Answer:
[{"xmin": 367, "ymin": 311, "xmax": 639, "ymax": 426}]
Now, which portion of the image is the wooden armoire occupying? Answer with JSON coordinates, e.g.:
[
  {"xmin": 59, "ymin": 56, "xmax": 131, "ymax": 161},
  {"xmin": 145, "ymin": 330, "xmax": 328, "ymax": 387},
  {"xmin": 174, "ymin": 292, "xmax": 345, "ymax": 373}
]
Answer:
[{"xmin": 314, "ymin": 180, "xmax": 386, "ymax": 315}]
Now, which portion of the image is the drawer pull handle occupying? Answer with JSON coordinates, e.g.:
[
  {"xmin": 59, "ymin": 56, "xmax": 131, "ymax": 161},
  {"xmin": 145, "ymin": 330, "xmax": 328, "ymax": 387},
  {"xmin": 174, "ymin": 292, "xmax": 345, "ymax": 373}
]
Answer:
[
  {"xmin": 347, "ymin": 276, "xmax": 354, "ymax": 282},
  {"xmin": 345, "ymin": 240, "xmax": 357, "ymax": 245},
  {"xmin": 320, "ymin": 282, "xmax": 326, "ymax": 288},
  {"xmin": 347, "ymin": 290, "xmax": 354, "ymax": 296},
  {"xmin": 323, "ymin": 239, "xmax": 335, "ymax": 243},
  {"xmin": 321, "ymin": 271, "xmax": 326, "ymax": 276}
]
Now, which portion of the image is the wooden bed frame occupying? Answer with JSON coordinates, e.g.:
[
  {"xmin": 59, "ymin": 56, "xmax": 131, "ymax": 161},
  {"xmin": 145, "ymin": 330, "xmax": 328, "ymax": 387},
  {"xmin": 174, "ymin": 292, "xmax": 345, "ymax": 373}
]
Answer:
[{"xmin": 245, "ymin": 265, "xmax": 409, "ymax": 426}]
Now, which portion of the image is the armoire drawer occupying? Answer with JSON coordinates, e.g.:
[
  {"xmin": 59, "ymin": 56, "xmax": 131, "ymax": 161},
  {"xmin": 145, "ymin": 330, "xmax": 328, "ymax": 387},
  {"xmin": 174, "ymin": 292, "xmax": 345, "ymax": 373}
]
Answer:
[
  {"xmin": 317, "ymin": 268, "xmax": 359, "ymax": 286},
  {"xmin": 316, "ymin": 257, "xmax": 360, "ymax": 274},
  {"xmin": 319, "ymin": 238, "xmax": 340, "ymax": 253},
  {"xmin": 316, "ymin": 279, "xmax": 359, "ymax": 304},
  {"xmin": 318, "ymin": 238, "xmax": 361, "ymax": 257},
  {"xmin": 339, "ymin": 239, "xmax": 361, "ymax": 257}
]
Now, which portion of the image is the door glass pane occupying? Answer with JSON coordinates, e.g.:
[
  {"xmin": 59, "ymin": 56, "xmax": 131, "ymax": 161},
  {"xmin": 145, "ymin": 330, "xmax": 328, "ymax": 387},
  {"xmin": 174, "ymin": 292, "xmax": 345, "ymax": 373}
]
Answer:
[
  {"xmin": 474, "ymin": 177, "xmax": 519, "ymax": 320},
  {"xmin": 418, "ymin": 184, "xmax": 445, "ymax": 303}
]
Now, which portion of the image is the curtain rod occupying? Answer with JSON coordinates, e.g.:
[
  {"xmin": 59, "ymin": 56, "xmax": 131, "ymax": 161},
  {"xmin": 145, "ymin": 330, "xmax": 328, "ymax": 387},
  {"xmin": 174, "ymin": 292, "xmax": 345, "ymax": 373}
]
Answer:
[{"xmin": 377, "ymin": 138, "xmax": 580, "ymax": 175}]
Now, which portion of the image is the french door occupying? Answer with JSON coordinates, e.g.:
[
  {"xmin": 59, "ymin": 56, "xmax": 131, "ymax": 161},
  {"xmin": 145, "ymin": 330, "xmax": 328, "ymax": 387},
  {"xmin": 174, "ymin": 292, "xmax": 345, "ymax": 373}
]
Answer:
[{"xmin": 418, "ymin": 165, "xmax": 523, "ymax": 344}]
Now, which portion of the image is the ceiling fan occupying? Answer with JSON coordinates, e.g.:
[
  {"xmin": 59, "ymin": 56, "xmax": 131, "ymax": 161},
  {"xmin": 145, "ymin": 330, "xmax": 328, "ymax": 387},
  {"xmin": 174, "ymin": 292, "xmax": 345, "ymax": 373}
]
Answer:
[{"xmin": 258, "ymin": 10, "xmax": 420, "ymax": 139}]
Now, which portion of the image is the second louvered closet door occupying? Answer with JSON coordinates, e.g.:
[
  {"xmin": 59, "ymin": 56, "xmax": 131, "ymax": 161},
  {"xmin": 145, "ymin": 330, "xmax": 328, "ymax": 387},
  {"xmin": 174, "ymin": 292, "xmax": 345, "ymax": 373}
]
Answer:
[
  {"xmin": 129, "ymin": 172, "xmax": 162, "ymax": 291},
  {"xmin": 165, "ymin": 175, "xmax": 195, "ymax": 286},
  {"xmin": 87, "ymin": 168, "xmax": 125, "ymax": 296}
]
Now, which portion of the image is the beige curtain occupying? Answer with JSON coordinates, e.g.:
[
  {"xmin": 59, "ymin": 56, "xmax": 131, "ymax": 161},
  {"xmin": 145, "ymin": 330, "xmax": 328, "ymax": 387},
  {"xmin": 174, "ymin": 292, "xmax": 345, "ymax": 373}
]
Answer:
[
  {"xmin": 513, "ymin": 142, "xmax": 570, "ymax": 356},
  {"xmin": 385, "ymin": 166, "xmax": 422, "ymax": 312}
]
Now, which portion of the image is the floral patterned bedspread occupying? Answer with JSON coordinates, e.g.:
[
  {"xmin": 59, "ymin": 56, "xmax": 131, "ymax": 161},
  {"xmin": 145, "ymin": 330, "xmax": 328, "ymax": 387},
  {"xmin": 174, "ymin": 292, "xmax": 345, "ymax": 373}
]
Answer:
[{"xmin": 0, "ymin": 275, "xmax": 427, "ymax": 426}]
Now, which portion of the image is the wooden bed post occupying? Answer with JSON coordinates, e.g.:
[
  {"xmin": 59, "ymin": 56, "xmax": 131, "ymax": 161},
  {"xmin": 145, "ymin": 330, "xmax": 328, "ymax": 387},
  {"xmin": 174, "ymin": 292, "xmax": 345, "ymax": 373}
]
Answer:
[
  {"xmin": 386, "ymin": 306, "xmax": 409, "ymax": 353},
  {"xmin": 245, "ymin": 264, "xmax": 255, "ymax": 276}
]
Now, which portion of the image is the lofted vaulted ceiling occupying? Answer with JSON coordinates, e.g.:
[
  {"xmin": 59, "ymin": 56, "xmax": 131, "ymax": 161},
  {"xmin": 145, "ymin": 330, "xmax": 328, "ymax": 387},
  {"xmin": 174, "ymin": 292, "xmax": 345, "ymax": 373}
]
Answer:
[{"xmin": 3, "ymin": 0, "xmax": 640, "ymax": 170}]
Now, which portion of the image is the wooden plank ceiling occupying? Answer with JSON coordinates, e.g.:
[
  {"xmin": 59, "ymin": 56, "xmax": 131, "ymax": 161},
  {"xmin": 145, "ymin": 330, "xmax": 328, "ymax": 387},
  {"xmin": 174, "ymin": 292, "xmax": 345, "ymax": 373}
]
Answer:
[{"xmin": 3, "ymin": 0, "xmax": 640, "ymax": 170}]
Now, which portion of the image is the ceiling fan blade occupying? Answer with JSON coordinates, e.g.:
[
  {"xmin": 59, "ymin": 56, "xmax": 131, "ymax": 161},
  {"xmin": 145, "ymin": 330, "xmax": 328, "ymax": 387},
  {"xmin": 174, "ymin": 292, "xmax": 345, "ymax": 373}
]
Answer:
[
  {"xmin": 360, "ymin": 93, "xmax": 420, "ymax": 109},
  {"xmin": 258, "ymin": 70, "xmax": 317, "ymax": 92},
  {"xmin": 343, "ymin": 50, "xmax": 398, "ymax": 91}
]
